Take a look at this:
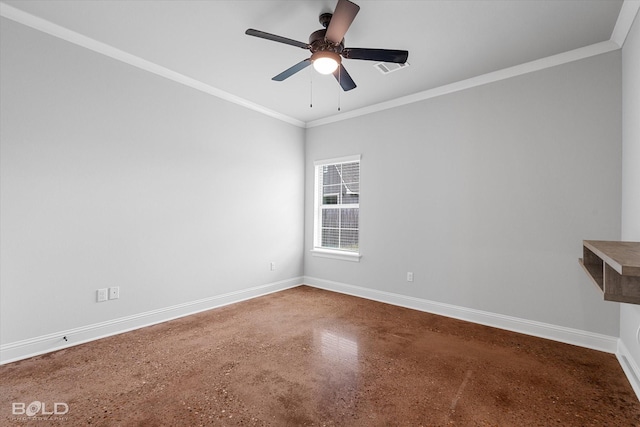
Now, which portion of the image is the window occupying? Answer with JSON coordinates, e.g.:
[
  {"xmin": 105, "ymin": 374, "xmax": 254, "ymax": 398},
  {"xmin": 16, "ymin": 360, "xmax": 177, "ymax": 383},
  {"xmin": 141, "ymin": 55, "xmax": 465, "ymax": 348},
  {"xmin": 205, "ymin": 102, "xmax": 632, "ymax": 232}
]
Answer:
[{"xmin": 312, "ymin": 155, "xmax": 361, "ymax": 261}]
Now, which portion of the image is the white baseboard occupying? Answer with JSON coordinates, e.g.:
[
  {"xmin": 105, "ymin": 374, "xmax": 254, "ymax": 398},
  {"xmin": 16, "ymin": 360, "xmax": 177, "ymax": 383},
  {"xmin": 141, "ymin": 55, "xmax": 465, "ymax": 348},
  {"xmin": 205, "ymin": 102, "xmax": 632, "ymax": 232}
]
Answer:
[
  {"xmin": 303, "ymin": 276, "xmax": 619, "ymax": 354},
  {"xmin": 0, "ymin": 277, "xmax": 303, "ymax": 365},
  {"xmin": 2, "ymin": 276, "xmax": 627, "ymax": 380},
  {"xmin": 617, "ymin": 339, "xmax": 640, "ymax": 400}
]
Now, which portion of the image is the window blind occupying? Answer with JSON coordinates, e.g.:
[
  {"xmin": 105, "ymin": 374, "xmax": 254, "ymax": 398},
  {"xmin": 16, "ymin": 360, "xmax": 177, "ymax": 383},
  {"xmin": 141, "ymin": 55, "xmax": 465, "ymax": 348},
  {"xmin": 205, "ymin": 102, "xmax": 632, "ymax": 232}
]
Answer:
[{"xmin": 314, "ymin": 157, "xmax": 360, "ymax": 252}]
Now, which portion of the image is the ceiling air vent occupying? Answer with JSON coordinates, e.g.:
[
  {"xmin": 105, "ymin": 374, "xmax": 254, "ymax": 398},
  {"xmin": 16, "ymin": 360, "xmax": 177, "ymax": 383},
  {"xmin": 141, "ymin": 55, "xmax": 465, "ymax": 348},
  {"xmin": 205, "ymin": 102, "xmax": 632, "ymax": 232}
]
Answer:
[{"xmin": 374, "ymin": 61, "xmax": 410, "ymax": 75}]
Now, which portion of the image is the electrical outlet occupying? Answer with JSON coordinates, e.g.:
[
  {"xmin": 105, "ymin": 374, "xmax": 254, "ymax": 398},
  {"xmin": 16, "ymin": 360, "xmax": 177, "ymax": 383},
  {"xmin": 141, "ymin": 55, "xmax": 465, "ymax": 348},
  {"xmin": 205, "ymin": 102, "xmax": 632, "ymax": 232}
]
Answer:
[
  {"xmin": 270, "ymin": 262, "xmax": 276, "ymax": 271},
  {"xmin": 97, "ymin": 288, "xmax": 108, "ymax": 302},
  {"xmin": 407, "ymin": 272, "xmax": 414, "ymax": 282},
  {"xmin": 109, "ymin": 286, "xmax": 120, "ymax": 300}
]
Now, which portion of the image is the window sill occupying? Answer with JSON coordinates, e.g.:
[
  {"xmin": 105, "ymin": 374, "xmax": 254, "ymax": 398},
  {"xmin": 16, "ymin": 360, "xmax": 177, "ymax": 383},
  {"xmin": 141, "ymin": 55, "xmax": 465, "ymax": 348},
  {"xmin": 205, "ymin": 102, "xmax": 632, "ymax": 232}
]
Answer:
[{"xmin": 311, "ymin": 248, "xmax": 361, "ymax": 262}]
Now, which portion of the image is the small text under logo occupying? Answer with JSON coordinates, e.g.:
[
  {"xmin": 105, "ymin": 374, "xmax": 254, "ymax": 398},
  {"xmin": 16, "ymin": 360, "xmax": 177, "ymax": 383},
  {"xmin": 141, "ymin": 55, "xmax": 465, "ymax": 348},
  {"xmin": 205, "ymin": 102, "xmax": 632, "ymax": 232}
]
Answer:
[{"xmin": 11, "ymin": 400, "xmax": 69, "ymax": 420}]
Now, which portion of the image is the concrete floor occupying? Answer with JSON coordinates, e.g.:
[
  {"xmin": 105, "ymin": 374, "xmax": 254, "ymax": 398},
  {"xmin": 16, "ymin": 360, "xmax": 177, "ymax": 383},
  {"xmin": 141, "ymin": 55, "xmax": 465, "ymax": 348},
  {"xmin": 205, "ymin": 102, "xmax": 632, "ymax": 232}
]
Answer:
[{"xmin": 1, "ymin": 286, "xmax": 639, "ymax": 426}]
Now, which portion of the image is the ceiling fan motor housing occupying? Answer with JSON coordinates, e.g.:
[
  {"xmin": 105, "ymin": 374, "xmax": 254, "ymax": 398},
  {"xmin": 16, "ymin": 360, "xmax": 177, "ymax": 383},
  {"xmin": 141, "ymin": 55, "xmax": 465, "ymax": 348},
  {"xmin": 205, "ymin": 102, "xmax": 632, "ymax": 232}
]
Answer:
[{"xmin": 309, "ymin": 28, "xmax": 344, "ymax": 54}]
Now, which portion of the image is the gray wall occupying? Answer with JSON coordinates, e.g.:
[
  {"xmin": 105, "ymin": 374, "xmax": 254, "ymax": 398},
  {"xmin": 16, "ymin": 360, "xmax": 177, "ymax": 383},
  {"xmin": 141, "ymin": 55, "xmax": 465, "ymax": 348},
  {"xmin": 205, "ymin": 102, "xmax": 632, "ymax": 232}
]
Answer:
[
  {"xmin": 0, "ymin": 19, "xmax": 305, "ymax": 344},
  {"xmin": 305, "ymin": 51, "xmax": 622, "ymax": 336},
  {"xmin": 0, "ymin": 11, "xmax": 629, "ymax": 356},
  {"xmin": 620, "ymin": 11, "xmax": 640, "ymax": 375}
]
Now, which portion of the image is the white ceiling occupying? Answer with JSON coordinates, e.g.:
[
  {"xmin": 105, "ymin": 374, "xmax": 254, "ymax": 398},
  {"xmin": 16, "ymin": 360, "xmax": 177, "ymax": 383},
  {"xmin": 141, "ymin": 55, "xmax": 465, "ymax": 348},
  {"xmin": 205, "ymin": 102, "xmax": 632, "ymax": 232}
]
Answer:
[{"xmin": 0, "ymin": 0, "xmax": 627, "ymax": 125}]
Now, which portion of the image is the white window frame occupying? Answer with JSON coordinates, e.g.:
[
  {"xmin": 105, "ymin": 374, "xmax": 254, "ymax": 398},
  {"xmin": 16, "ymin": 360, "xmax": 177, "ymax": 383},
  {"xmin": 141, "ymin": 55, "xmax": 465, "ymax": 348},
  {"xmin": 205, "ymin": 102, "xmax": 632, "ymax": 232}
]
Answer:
[{"xmin": 311, "ymin": 155, "xmax": 361, "ymax": 262}]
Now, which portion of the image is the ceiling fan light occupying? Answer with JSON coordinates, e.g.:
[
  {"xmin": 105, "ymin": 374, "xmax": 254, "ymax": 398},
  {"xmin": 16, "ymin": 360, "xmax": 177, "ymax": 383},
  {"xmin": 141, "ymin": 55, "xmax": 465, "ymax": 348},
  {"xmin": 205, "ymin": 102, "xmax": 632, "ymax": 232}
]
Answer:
[
  {"xmin": 312, "ymin": 51, "xmax": 341, "ymax": 74},
  {"xmin": 314, "ymin": 57, "xmax": 338, "ymax": 74}
]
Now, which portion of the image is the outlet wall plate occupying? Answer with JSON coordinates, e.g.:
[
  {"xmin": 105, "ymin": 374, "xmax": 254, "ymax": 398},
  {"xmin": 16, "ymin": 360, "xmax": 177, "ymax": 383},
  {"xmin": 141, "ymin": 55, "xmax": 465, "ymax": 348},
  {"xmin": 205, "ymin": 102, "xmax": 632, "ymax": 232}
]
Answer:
[
  {"xmin": 636, "ymin": 325, "xmax": 640, "ymax": 345},
  {"xmin": 108, "ymin": 287, "xmax": 120, "ymax": 300},
  {"xmin": 97, "ymin": 288, "xmax": 108, "ymax": 302}
]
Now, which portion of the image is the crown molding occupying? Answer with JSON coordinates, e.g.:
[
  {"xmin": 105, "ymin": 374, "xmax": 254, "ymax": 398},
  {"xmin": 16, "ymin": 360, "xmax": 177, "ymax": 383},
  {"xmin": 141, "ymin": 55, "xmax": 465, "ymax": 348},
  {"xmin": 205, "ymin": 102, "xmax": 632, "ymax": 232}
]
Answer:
[
  {"xmin": 306, "ymin": 40, "xmax": 619, "ymax": 128},
  {"xmin": 611, "ymin": 0, "xmax": 640, "ymax": 48},
  {"xmin": 0, "ymin": 2, "xmax": 306, "ymax": 128}
]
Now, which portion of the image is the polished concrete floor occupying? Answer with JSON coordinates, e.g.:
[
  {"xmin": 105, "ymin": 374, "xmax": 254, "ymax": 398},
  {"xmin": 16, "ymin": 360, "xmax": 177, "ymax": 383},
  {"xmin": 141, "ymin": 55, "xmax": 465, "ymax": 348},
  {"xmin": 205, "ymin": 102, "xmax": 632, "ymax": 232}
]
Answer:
[{"xmin": 1, "ymin": 286, "xmax": 639, "ymax": 426}]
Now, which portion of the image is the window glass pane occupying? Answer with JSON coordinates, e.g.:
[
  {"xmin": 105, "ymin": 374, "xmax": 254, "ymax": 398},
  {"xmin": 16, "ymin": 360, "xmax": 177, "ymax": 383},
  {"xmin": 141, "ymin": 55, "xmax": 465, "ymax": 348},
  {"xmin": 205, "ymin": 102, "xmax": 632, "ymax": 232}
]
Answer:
[
  {"xmin": 323, "ymin": 195, "xmax": 338, "ymax": 205},
  {"xmin": 340, "ymin": 229, "xmax": 359, "ymax": 251},
  {"xmin": 323, "ymin": 165, "xmax": 341, "ymax": 185},
  {"xmin": 322, "ymin": 209, "xmax": 339, "ymax": 228},
  {"xmin": 340, "ymin": 208, "xmax": 359, "ymax": 229},
  {"xmin": 323, "ymin": 184, "xmax": 341, "ymax": 196},
  {"xmin": 342, "ymin": 193, "xmax": 359, "ymax": 204},
  {"xmin": 341, "ymin": 162, "xmax": 359, "ymax": 183},
  {"xmin": 321, "ymin": 228, "xmax": 339, "ymax": 248},
  {"xmin": 344, "ymin": 182, "xmax": 359, "ymax": 194}
]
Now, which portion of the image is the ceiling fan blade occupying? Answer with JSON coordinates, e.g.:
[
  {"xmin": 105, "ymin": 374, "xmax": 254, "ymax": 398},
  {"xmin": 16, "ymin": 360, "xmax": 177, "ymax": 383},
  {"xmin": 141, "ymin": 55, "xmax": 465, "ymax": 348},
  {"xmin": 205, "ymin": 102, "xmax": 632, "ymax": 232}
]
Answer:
[
  {"xmin": 272, "ymin": 59, "xmax": 312, "ymax": 81},
  {"xmin": 325, "ymin": 0, "xmax": 360, "ymax": 44},
  {"xmin": 343, "ymin": 48, "xmax": 409, "ymax": 63},
  {"xmin": 333, "ymin": 64, "xmax": 357, "ymax": 91},
  {"xmin": 245, "ymin": 29, "xmax": 309, "ymax": 49}
]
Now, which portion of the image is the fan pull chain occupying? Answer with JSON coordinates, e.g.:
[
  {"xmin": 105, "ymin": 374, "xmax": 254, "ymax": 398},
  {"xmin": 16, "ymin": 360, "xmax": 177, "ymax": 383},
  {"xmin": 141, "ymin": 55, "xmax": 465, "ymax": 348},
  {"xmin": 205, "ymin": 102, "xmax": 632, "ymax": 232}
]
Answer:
[
  {"xmin": 309, "ymin": 66, "xmax": 313, "ymax": 108},
  {"xmin": 337, "ymin": 66, "xmax": 341, "ymax": 112}
]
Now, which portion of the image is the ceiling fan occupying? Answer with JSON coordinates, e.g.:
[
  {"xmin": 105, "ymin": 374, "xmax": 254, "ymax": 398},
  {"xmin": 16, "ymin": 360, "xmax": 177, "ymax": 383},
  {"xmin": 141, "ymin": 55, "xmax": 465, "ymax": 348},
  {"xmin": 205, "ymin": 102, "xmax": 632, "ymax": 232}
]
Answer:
[{"xmin": 245, "ymin": 0, "xmax": 409, "ymax": 91}]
